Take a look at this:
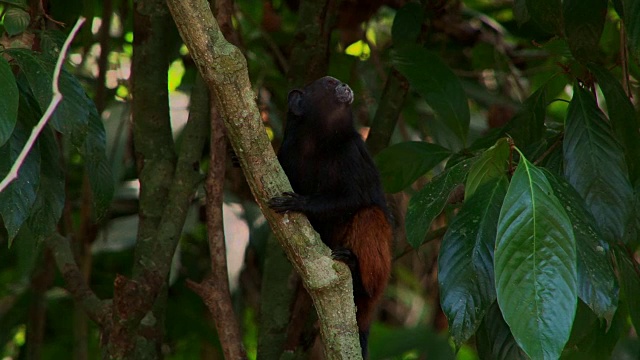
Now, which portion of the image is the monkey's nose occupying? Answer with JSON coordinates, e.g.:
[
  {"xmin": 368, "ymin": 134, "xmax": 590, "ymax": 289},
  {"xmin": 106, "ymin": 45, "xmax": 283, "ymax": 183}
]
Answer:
[{"xmin": 335, "ymin": 83, "xmax": 354, "ymax": 104}]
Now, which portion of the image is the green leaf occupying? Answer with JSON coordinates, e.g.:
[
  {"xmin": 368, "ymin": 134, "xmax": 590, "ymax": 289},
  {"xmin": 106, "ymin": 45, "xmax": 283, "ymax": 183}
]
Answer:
[
  {"xmin": 6, "ymin": 49, "xmax": 89, "ymax": 148},
  {"xmin": 620, "ymin": 0, "xmax": 640, "ymax": 60},
  {"xmin": 391, "ymin": 46, "xmax": 470, "ymax": 146},
  {"xmin": 525, "ymin": 0, "xmax": 563, "ymax": 35},
  {"xmin": 3, "ymin": 7, "xmax": 30, "ymax": 36},
  {"xmin": 505, "ymin": 84, "xmax": 548, "ymax": 148},
  {"xmin": 391, "ymin": 2, "xmax": 424, "ymax": 45},
  {"xmin": 0, "ymin": 57, "xmax": 18, "ymax": 146},
  {"xmin": 83, "ymin": 110, "xmax": 114, "ymax": 219},
  {"xmin": 439, "ymin": 177, "xmax": 508, "ymax": 347},
  {"xmin": 544, "ymin": 169, "xmax": 618, "ymax": 323},
  {"xmin": 374, "ymin": 141, "xmax": 451, "ymax": 193},
  {"xmin": 614, "ymin": 247, "xmax": 640, "ymax": 334},
  {"xmin": 465, "ymin": 138, "xmax": 510, "ymax": 200},
  {"xmin": 26, "ymin": 126, "xmax": 64, "ymax": 242},
  {"xmin": 0, "ymin": 121, "xmax": 41, "ymax": 244},
  {"xmin": 495, "ymin": 154, "xmax": 577, "ymax": 360},
  {"xmin": 563, "ymin": 0, "xmax": 607, "ymax": 62},
  {"xmin": 563, "ymin": 85, "xmax": 634, "ymax": 243},
  {"xmin": 589, "ymin": 64, "xmax": 640, "ymax": 186},
  {"xmin": 475, "ymin": 302, "xmax": 528, "ymax": 360},
  {"xmin": 405, "ymin": 158, "xmax": 475, "ymax": 248}
]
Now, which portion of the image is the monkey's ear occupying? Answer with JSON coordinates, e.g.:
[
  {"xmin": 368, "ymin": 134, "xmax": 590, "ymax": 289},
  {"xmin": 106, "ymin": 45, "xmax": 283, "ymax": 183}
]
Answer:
[{"xmin": 288, "ymin": 90, "xmax": 305, "ymax": 116}]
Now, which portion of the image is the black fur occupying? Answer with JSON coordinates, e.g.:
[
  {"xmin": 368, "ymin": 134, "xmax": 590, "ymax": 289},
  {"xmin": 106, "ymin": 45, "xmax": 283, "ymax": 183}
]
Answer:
[{"xmin": 270, "ymin": 76, "xmax": 391, "ymax": 358}]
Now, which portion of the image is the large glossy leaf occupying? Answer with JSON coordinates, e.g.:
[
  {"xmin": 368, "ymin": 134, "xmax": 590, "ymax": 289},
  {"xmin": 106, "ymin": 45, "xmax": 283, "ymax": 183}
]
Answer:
[
  {"xmin": 563, "ymin": 0, "xmax": 607, "ymax": 61},
  {"xmin": 544, "ymin": 169, "xmax": 618, "ymax": 323},
  {"xmin": 391, "ymin": 46, "xmax": 470, "ymax": 146},
  {"xmin": 0, "ymin": 57, "xmax": 18, "ymax": 147},
  {"xmin": 525, "ymin": 0, "xmax": 562, "ymax": 34},
  {"xmin": 465, "ymin": 138, "xmax": 510, "ymax": 200},
  {"xmin": 0, "ymin": 121, "xmax": 41, "ymax": 244},
  {"xmin": 614, "ymin": 247, "xmax": 640, "ymax": 334},
  {"xmin": 405, "ymin": 157, "xmax": 475, "ymax": 248},
  {"xmin": 563, "ymin": 85, "xmax": 634, "ymax": 243},
  {"xmin": 83, "ymin": 110, "xmax": 114, "ymax": 219},
  {"xmin": 495, "ymin": 154, "xmax": 577, "ymax": 360},
  {"xmin": 619, "ymin": 0, "xmax": 640, "ymax": 60},
  {"xmin": 439, "ymin": 177, "xmax": 508, "ymax": 347},
  {"xmin": 374, "ymin": 141, "xmax": 451, "ymax": 193},
  {"xmin": 6, "ymin": 49, "xmax": 89, "ymax": 148},
  {"xmin": 589, "ymin": 64, "xmax": 640, "ymax": 186},
  {"xmin": 476, "ymin": 302, "xmax": 528, "ymax": 360}
]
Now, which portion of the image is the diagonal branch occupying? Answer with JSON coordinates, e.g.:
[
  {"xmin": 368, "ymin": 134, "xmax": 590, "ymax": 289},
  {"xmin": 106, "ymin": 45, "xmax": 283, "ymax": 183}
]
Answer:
[
  {"xmin": 166, "ymin": 0, "xmax": 362, "ymax": 358},
  {"xmin": 45, "ymin": 233, "xmax": 111, "ymax": 326}
]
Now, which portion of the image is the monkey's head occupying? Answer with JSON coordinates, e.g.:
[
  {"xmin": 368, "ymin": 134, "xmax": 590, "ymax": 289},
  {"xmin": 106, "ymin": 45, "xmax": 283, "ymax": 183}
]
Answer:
[{"xmin": 287, "ymin": 76, "xmax": 354, "ymax": 135}]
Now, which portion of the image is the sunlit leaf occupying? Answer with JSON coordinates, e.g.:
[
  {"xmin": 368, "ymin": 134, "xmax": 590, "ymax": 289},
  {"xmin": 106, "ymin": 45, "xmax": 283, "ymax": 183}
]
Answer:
[
  {"xmin": 392, "ymin": 46, "xmax": 470, "ymax": 147},
  {"xmin": 495, "ymin": 154, "xmax": 577, "ymax": 360},
  {"xmin": 0, "ymin": 57, "xmax": 18, "ymax": 147},
  {"xmin": 439, "ymin": 177, "xmax": 507, "ymax": 346},
  {"xmin": 563, "ymin": 85, "xmax": 634, "ymax": 243},
  {"xmin": 405, "ymin": 157, "xmax": 475, "ymax": 248}
]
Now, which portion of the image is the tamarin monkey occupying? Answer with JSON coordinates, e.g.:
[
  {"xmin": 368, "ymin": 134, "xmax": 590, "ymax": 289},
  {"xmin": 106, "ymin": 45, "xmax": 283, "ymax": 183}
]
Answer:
[{"xmin": 269, "ymin": 76, "xmax": 393, "ymax": 358}]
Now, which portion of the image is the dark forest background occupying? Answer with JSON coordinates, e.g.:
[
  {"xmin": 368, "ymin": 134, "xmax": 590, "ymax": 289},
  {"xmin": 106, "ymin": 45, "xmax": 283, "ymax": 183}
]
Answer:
[{"xmin": 1, "ymin": 0, "xmax": 639, "ymax": 359}]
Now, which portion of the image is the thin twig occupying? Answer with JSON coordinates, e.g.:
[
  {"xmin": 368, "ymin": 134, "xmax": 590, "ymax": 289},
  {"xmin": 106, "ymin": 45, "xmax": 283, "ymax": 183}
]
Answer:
[{"xmin": 0, "ymin": 17, "xmax": 86, "ymax": 193}]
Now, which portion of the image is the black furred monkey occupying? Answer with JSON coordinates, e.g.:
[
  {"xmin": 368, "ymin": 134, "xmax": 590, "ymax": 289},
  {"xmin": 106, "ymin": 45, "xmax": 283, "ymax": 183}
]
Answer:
[{"xmin": 269, "ymin": 76, "xmax": 393, "ymax": 358}]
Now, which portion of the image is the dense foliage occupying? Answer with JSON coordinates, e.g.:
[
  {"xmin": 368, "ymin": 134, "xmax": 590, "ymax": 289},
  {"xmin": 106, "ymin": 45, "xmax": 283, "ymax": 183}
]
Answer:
[{"xmin": 1, "ymin": 0, "xmax": 639, "ymax": 359}]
